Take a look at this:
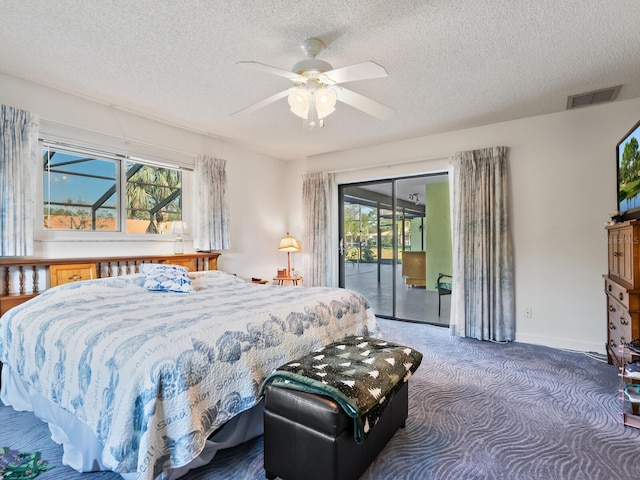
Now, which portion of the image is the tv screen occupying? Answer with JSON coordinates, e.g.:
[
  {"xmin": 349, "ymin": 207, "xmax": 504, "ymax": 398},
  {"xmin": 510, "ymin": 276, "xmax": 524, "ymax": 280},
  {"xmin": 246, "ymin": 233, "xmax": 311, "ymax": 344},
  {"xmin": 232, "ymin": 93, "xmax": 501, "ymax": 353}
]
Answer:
[{"xmin": 618, "ymin": 119, "xmax": 640, "ymax": 219}]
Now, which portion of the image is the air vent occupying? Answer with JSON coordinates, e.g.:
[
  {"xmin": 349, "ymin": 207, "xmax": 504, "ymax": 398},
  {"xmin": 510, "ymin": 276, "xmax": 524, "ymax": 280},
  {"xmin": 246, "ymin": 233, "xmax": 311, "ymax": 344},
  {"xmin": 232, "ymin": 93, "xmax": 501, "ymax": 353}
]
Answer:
[{"xmin": 567, "ymin": 86, "xmax": 621, "ymax": 109}]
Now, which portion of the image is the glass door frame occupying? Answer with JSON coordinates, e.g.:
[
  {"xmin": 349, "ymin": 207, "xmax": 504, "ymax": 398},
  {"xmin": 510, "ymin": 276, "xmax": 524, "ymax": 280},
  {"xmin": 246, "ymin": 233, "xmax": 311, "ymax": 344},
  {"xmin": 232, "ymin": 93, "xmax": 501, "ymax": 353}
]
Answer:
[
  {"xmin": 338, "ymin": 173, "xmax": 448, "ymax": 323},
  {"xmin": 338, "ymin": 179, "xmax": 399, "ymax": 318}
]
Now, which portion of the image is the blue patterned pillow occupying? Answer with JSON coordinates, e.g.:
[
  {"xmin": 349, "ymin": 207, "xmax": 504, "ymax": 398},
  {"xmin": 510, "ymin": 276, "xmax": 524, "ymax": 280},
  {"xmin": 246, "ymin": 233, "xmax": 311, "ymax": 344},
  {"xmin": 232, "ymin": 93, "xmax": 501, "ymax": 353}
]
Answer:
[{"xmin": 141, "ymin": 263, "xmax": 193, "ymax": 293}]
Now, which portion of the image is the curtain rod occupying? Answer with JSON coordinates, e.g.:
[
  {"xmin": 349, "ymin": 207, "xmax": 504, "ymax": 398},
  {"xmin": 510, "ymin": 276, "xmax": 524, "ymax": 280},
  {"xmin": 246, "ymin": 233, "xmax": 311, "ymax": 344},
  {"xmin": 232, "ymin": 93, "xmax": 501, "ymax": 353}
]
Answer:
[{"xmin": 326, "ymin": 155, "xmax": 450, "ymax": 174}]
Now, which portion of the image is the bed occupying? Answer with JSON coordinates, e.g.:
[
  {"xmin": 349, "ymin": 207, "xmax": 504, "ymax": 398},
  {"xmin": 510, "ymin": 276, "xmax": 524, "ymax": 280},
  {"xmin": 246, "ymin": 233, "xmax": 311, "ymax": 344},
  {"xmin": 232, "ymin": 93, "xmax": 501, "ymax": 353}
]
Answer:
[{"xmin": 0, "ymin": 268, "xmax": 379, "ymax": 480}]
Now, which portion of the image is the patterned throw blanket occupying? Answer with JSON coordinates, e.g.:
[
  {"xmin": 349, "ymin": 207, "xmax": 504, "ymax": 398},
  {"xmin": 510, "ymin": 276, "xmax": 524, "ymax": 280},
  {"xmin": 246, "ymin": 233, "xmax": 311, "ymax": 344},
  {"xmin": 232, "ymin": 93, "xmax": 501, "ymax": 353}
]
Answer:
[{"xmin": 260, "ymin": 335, "xmax": 423, "ymax": 444}]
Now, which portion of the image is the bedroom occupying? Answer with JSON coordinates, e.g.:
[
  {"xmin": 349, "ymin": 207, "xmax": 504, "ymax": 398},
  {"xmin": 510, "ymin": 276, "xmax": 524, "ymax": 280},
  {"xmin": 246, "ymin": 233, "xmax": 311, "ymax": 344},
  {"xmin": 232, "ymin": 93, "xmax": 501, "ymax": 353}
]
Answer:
[{"xmin": 1, "ymin": 1, "xmax": 640, "ymax": 479}]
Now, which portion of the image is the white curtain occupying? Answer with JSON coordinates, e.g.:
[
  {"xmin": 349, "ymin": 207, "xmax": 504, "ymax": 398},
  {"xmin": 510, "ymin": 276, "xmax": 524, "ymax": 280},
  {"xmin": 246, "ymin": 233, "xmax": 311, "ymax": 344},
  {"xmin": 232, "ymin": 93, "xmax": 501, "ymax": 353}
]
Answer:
[
  {"xmin": 301, "ymin": 172, "xmax": 333, "ymax": 287},
  {"xmin": 193, "ymin": 155, "xmax": 229, "ymax": 251},
  {"xmin": 1, "ymin": 105, "xmax": 39, "ymax": 257},
  {"xmin": 450, "ymin": 146, "xmax": 515, "ymax": 341}
]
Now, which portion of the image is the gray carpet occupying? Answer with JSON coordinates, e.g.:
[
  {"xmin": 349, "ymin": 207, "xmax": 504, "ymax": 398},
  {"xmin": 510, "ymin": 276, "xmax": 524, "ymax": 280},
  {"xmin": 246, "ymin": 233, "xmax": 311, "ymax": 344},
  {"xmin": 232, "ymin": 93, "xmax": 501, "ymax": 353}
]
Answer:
[{"xmin": 2, "ymin": 319, "xmax": 640, "ymax": 480}]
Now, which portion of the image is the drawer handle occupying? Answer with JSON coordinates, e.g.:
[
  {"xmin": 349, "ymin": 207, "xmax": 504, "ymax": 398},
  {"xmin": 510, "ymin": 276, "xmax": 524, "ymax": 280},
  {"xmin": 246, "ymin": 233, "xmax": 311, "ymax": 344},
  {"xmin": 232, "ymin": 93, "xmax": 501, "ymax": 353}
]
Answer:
[
  {"xmin": 608, "ymin": 284, "xmax": 612, "ymax": 291},
  {"xmin": 621, "ymin": 318, "xmax": 630, "ymax": 326},
  {"xmin": 609, "ymin": 321, "xmax": 617, "ymax": 330},
  {"xmin": 620, "ymin": 293, "xmax": 624, "ymax": 301},
  {"xmin": 609, "ymin": 305, "xmax": 617, "ymax": 312},
  {"xmin": 68, "ymin": 273, "xmax": 83, "ymax": 282},
  {"xmin": 610, "ymin": 339, "xmax": 618, "ymax": 348}
]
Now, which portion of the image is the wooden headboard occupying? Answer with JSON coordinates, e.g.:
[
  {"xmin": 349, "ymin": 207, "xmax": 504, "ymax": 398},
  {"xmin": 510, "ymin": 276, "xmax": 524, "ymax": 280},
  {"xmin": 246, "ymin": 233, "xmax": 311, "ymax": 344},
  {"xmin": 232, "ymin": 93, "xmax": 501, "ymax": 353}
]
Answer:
[{"xmin": 0, "ymin": 252, "xmax": 220, "ymax": 316}]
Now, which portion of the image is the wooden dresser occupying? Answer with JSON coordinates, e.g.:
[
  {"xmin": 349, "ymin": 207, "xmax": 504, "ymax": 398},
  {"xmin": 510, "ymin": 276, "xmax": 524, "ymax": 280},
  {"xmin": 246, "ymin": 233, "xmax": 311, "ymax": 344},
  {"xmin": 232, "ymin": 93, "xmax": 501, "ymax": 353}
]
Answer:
[
  {"xmin": 0, "ymin": 253, "xmax": 220, "ymax": 317},
  {"xmin": 605, "ymin": 220, "xmax": 640, "ymax": 427},
  {"xmin": 605, "ymin": 220, "xmax": 640, "ymax": 365}
]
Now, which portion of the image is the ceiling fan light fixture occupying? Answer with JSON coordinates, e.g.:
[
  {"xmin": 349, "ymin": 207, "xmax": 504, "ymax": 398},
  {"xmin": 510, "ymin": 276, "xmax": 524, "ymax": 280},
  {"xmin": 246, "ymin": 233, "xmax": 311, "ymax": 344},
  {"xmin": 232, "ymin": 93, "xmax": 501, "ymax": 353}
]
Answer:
[
  {"xmin": 234, "ymin": 39, "xmax": 393, "ymax": 124},
  {"xmin": 288, "ymin": 87, "xmax": 310, "ymax": 118},
  {"xmin": 316, "ymin": 87, "xmax": 337, "ymax": 119},
  {"xmin": 288, "ymin": 85, "xmax": 335, "ymax": 127}
]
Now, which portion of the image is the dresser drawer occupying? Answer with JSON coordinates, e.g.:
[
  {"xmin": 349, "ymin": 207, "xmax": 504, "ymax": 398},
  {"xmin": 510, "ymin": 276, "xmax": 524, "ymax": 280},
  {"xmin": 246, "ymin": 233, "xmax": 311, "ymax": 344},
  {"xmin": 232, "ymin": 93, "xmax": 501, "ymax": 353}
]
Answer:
[
  {"xmin": 605, "ymin": 277, "xmax": 629, "ymax": 310},
  {"xmin": 608, "ymin": 296, "xmax": 631, "ymax": 346}
]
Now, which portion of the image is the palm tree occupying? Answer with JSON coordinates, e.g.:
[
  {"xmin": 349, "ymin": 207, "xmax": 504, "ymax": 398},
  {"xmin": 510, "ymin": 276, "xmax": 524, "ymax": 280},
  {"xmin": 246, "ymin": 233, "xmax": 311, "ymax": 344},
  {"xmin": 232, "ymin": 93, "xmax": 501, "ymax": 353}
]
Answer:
[{"xmin": 125, "ymin": 163, "xmax": 182, "ymax": 232}]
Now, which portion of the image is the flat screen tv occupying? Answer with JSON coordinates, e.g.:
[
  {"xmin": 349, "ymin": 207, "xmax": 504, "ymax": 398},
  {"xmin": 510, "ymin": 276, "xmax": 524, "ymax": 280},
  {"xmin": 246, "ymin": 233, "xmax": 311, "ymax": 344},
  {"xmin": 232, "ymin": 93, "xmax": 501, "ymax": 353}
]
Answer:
[{"xmin": 617, "ymin": 118, "xmax": 640, "ymax": 220}]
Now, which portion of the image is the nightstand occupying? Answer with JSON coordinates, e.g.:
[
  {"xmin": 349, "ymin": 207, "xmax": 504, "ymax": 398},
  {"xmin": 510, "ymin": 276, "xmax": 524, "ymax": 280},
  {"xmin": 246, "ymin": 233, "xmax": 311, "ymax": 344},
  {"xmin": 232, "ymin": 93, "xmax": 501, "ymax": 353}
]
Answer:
[{"xmin": 273, "ymin": 276, "xmax": 302, "ymax": 286}]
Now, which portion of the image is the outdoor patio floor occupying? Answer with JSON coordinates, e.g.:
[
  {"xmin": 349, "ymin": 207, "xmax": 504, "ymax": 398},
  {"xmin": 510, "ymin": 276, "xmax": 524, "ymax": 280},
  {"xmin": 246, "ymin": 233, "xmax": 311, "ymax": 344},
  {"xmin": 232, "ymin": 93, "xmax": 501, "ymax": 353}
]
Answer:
[{"xmin": 344, "ymin": 262, "xmax": 450, "ymax": 327}]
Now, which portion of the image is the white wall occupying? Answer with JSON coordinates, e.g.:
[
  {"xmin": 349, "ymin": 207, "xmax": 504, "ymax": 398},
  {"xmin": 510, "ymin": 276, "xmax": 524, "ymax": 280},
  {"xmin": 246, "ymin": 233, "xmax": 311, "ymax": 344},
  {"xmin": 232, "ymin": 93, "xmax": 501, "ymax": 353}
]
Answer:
[
  {"xmin": 0, "ymin": 73, "xmax": 291, "ymax": 280},
  {"xmin": 282, "ymin": 158, "xmax": 307, "ymax": 275},
  {"xmin": 299, "ymin": 98, "xmax": 640, "ymax": 353}
]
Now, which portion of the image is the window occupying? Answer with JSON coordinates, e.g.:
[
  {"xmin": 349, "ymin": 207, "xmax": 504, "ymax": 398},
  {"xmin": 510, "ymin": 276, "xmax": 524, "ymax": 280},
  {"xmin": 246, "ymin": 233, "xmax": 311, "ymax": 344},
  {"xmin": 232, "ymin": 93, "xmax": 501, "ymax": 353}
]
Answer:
[
  {"xmin": 125, "ymin": 161, "xmax": 182, "ymax": 234},
  {"xmin": 43, "ymin": 146, "xmax": 182, "ymax": 234}
]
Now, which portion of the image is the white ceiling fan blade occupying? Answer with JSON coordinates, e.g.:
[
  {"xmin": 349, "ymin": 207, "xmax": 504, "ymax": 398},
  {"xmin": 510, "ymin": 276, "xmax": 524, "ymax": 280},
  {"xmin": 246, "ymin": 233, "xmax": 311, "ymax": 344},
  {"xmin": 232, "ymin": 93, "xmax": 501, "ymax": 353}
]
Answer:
[
  {"xmin": 318, "ymin": 61, "xmax": 388, "ymax": 85},
  {"xmin": 231, "ymin": 89, "xmax": 290, "ymax": 116},
  {"xmin": 335, "ymin": 87, "xmax": 394, "ymax": 120},
  {"xmin": 237, "ymin": 61, "xmax": 307, "ymax": 82}
]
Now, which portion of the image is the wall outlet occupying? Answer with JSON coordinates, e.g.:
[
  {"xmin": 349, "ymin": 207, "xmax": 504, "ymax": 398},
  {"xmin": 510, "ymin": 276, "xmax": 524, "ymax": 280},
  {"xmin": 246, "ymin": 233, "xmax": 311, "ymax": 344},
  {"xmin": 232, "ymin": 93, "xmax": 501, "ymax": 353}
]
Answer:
[{"xmin": 524, "ymin": 307, "xmax": 532, "ymax": 319}]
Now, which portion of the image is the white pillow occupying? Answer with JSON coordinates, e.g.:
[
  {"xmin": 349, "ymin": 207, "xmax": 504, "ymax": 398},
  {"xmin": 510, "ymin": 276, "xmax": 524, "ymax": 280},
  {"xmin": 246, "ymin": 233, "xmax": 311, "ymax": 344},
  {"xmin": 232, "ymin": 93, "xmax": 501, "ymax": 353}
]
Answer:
[{"xmin": 141, "ymin": 263, "xmax": 193, "ymax": 293}]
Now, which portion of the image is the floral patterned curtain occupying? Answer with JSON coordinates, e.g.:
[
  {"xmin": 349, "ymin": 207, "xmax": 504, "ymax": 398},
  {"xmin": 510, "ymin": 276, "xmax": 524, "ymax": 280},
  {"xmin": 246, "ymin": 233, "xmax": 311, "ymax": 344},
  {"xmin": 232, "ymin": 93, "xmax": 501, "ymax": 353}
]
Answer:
[
  {"xmin": 0, "ymin": 105, "xmax": 39, "ymax": 257},
  {"xmin": 450, "ymin": 146, "xmax": 515, "ymax": 341},
  {"xmin": 193, "ymin": 155, "xmax": 229, "ymax": 251},
  {"xmin": 301, "ymin": 172, "xmax": 333, "ymax": 286}
]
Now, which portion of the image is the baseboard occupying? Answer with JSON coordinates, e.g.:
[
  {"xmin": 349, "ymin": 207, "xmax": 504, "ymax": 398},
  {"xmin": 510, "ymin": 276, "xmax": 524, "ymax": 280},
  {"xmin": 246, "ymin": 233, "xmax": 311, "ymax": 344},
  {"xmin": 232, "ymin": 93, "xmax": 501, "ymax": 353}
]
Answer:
[{"xmin": 516, "ymin": 332, "xmax": 606, "ymax": 355}]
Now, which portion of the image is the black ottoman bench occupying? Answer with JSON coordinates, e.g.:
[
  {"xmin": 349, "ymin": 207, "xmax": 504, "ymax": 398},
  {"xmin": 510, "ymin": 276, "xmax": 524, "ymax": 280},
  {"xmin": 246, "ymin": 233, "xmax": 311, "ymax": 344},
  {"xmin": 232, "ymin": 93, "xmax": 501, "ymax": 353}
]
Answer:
[
  {"xmin": 260, "ymin": 335, "xmax": 423, "ymax": 480},
  {"xmin": 263, "ymin": 381, "xmax": 408, "ymax": 480}
]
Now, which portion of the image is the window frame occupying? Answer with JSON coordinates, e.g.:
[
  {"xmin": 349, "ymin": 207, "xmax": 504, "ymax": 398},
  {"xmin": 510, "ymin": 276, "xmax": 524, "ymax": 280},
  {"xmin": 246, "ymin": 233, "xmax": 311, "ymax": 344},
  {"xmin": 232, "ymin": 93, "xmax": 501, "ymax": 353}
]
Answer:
[{"xmin": 36, "ymin": 141, "xmax": 192, "ymax": 243}]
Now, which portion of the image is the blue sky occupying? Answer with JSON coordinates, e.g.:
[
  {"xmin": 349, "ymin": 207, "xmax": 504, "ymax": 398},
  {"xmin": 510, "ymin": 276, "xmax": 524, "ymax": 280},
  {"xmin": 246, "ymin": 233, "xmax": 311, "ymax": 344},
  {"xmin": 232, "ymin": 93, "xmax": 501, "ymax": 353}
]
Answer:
[{"xmin": 44, "ymin": 150, "xmax": 116, "ymax": 206}]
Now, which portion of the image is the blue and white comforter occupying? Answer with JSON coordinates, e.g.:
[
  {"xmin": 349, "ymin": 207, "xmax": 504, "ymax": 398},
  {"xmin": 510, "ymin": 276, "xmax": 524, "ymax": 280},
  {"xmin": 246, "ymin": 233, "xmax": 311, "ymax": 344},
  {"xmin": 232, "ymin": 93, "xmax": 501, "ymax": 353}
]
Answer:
[{"xmin": 0, "ymin": 270, "xmax": 378, "ymax": 479}]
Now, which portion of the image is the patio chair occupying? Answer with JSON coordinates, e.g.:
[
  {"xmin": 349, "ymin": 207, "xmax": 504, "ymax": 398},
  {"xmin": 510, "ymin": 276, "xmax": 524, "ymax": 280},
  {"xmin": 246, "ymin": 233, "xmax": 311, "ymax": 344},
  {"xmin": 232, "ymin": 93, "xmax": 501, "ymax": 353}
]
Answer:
[{"xmin": 437, "ymin": 273, "xmax": 452, "ymax": 316}]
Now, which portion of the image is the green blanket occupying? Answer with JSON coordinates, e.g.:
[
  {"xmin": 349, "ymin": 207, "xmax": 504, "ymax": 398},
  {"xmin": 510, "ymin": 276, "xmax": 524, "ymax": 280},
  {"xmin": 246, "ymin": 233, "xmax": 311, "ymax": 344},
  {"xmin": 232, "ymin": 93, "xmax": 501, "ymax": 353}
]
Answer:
[
  {"xmin": 0, "ymin": 447, "xmax": 52, "ymax": 479},
  {"xmin": 260, "ymin": 335, "xmax": 423, "ymax": 444}
]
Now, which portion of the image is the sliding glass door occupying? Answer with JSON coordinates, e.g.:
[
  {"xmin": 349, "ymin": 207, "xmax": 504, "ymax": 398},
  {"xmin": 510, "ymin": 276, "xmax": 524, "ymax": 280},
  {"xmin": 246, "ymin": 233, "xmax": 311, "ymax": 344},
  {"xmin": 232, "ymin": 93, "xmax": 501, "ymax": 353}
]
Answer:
[
  {"xmin": 339, "ymin": 173, "xmax": 451, "ymax": 324},
  {"xmin": 339, "ymin": 181, "xmax": 395, "ymax": 316}
]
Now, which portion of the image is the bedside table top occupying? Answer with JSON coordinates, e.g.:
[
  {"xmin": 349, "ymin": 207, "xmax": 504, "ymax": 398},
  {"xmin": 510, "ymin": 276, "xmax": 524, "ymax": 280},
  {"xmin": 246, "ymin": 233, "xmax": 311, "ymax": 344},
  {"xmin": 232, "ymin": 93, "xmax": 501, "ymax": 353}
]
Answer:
[{"xmin": 273, "ymin": 276, "xmax": 303, "ymax": 285}]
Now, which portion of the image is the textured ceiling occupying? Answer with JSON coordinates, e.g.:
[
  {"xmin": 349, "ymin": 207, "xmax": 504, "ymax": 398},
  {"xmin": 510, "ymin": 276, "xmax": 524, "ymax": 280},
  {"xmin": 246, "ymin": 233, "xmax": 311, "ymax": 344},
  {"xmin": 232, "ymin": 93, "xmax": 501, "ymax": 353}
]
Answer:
[{"xmin": 3, "ymin": 1, "xmax": 640, "ymax": 161}]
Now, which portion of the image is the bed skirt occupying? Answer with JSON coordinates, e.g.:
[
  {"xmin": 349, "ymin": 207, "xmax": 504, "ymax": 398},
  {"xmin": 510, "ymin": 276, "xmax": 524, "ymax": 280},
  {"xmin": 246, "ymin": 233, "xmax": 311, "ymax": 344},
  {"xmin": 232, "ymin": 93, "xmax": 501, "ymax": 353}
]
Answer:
[{"xmin": 0, "ymin": 365, "xmax": 264, "ymax": 480}]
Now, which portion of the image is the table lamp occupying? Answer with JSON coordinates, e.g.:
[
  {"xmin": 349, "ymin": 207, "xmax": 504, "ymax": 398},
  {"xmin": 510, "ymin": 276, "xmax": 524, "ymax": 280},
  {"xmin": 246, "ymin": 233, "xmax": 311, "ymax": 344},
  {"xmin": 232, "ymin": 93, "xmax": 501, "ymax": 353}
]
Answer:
[
  {"xmin": 169, "ymin": 221, "xmax": 188, "ymax": 255},
  {"xmin": 278, "ymin": 232, "xmax": 301, "ymax": 276}
]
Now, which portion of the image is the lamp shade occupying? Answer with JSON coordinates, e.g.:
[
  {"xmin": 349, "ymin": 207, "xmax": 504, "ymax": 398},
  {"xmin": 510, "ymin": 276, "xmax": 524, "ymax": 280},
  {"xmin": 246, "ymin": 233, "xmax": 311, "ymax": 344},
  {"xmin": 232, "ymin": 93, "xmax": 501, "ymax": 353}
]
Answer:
[
  {"xmin": 169, "ymin": 221, "xmax": 188, "ymax": 235},
  {"xmin": 278, "ymin": 232, "xmax": 301, "ymax": 252},
  {"xmin": 288, "ymin": 87, "xmax": 310, "ymax": 118},
  {"xmin": 279, "ymin": 232, "xmax": 300, "ymax": 277},
  {"xmin": 315, "ymin": 88, "xmax": 337, "ymax": 119},
  {"xmin": 287, "ymin": 84, "xmax": 337, "ymax": 125}
]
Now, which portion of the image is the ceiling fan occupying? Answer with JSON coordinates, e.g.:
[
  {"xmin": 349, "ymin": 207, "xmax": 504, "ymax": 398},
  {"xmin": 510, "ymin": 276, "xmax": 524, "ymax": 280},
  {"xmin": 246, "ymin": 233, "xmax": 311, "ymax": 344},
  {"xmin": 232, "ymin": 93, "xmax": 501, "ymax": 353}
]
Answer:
[{"xmin": 232, "ymin": 38, "xmax": 394, "ymax": 129}]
